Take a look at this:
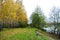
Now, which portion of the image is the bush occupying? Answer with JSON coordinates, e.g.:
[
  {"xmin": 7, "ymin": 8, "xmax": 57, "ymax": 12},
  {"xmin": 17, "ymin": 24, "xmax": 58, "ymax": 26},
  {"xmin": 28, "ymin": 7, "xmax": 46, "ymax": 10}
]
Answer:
[{"xmin": 19, "ymin": 21, "xmax": 27, "ymax": 28}]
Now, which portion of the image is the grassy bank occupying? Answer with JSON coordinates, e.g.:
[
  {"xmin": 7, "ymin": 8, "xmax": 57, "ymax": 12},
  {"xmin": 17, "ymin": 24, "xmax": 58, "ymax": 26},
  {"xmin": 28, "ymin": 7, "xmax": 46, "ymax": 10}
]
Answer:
[{"xmin": 0, "ymin": 28, "xmax": 55, "ymax": 40}]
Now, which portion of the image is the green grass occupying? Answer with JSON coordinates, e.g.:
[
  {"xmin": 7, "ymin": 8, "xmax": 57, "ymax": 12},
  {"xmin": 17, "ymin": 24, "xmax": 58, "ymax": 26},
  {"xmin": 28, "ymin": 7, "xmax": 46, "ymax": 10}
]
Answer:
[{"xmin": 0, "ymin": 28, "xmax": 55, "ymax": 40}]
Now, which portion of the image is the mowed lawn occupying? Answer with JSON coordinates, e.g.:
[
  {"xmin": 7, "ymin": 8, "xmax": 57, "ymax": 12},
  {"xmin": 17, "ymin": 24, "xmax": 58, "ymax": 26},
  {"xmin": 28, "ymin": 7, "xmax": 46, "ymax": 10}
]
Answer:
[{"xmin": 0, "ymin": 28, "xmax": 55, "ymax": 40}]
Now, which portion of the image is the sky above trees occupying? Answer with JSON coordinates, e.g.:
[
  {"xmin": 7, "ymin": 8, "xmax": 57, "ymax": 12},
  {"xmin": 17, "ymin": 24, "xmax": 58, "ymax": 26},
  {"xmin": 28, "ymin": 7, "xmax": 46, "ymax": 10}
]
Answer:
[{"xmin": 23, "ymin": 0, "xmax": 60, "ymax": 19}]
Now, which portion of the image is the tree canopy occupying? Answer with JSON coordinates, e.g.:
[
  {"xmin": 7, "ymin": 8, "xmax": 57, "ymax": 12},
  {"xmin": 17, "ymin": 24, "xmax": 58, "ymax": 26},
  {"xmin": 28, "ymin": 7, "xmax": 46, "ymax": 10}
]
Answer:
[
  {"xmin": 30, "ymin": 6, "xmax": 45, "ymax": 28},
  {"xmin": 0, "ymin": 0, "xmax": 28, "ymax": 28},
  {"xmin": 49, "ymin": 6, "xmax": 60, "ymax": 33}
]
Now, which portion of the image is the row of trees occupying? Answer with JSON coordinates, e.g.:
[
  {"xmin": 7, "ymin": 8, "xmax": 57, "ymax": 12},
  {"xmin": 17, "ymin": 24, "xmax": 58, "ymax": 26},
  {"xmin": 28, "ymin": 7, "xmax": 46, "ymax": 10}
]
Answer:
[
  {"xmin": 0, "ymin": 0, "xmax": 28, "ymax": 28},
  {"xmin": 0, "ymin": 0, "xmax": 46, "ymax": 28},
  {"xmin": 0, "ymin": 0, "xmax": 59, "ymax": 31}
]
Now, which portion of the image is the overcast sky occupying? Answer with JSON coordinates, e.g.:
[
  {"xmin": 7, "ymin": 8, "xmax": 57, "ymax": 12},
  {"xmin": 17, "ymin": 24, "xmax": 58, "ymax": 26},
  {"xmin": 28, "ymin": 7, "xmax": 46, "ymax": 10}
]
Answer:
[{"xmin": 23, "ymin": 0, "xmax": 60, "ymax": 20}]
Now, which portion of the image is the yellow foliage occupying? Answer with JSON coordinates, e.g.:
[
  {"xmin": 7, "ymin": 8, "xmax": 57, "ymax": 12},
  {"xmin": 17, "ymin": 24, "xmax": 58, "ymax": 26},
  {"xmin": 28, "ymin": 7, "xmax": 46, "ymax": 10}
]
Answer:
[{"xmin": 0, "ymin": 0, "xmax": 28, "ymax": 27}]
